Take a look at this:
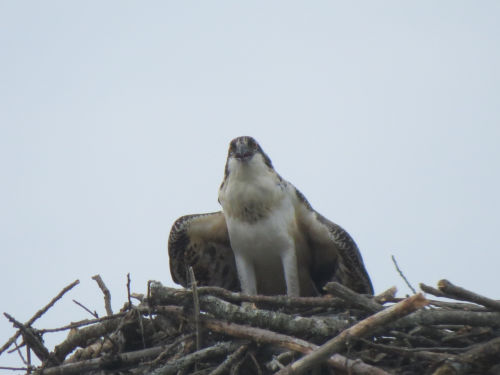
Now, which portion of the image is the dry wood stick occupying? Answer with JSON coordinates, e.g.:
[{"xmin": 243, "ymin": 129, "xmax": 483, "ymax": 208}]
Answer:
[
  {"xmin": 360, "ymin": 338, "xmax": 453, "ymax": 360},
  {"xmin": 374, "ymin": 286, "xmax": 398, "ymax": 304},
  {"xmin": 152, "ymin": 305, "xmax": 387, "ymax": 374},
  {"xmin": 437, "ymin": 279, "xmax": 500, "ymax": 312},
  {"xmin": 52, "ymin": 315, "xmax": 122, "ymax": 362},
  {"xmin": 0, "ymin": 366, "xmax": 31, "ymax": 371},
  {"xmin": 324, "ymin": 282, "xmax": 383, "ymax": 313},
  {"xmin": 146, "ymin": 333, "xmax": 196, "ymax": 367},
  {"xmin": 392, "ymin": 308, "xmax": 500, "ymax": 329},
  {"xmin": 3, "ymin": 314, "xmax": 55, "ymax": 365},
  {"xmin": 10, "ymin": 340, "xmax": 28, "ymax": 365},
  {"xmin": 203, "ymin": 319, "xmax": 390, "ymax": 375},
  {"xmin": 419, "ymin": 282, "xmax": 447, "ymax": 298},
  {"xmin": 159, "ymin": 283, "xmax": 345, "ymax": 308},
  {"xmin": 426, "ymin": 299, "xmax": 486, "ymax": 311},
  {"xmin": 188, "ymin": 267, "xmax": 202, "ymax": 353},
  {"xmin": 207, "ymin": 343, "xmax": 249, "ymax": 375},
  {"xmin": 92, "ymin": 275, "xmax": 113, "ymax": 316},
  {"xmin": 72, "ymin": 300, "xmax": 98, "ymax": 318},
  {"xmin": 392, "ymin": 255, "xmax": 417, "ymax": 294},
  {"xmin": 148, "ymin": 341, "xmax": 241, "ymax": 375},
  {"xmin": 149, "ymin": 282, "xmax": 352, "ymax": 338},
  {"xmin": 0, "ymin": 279, "xmax": 80, "ymax": 357},
  {"xmin": 460, "ymin": 335, "xmax": 500, "ymax": 365},
  {"xmin": 432, "ymin": 335, "xmax": 500, "ymax": 375},
  {"xmin": 34, "ymin": 345, "xmax": 167, "ymax": 375},
  {"xmin": 127, "ymin": 273, "xmax": 132, "ymax": 308},
  {"xmin": 276, "ymin": 293, "xmax": 428, "ymax": 375},
  {"xmin": 38, "ymin": 312, "xmax": 127, "ymax": 334}
]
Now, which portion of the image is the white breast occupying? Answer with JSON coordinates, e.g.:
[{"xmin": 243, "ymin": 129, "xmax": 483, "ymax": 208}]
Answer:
[
  {"xmin": 225, "ymin": 195, "xmax": 303, "ymax": 296},
  {"xmin": 225, "ymin": 196, "xmax": 296, "ymax": 259}
]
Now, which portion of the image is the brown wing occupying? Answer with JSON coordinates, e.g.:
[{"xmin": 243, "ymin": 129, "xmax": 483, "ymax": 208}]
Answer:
[
  {"xmin": 168, "ymin": 212, "xmax": 240, "ymax": 291},
  {"xmin": 313, "ymin": 213, "xmax": 373, "ymax": 294},
  {"xmin": 295, "ymin": 190, "xmax": 374, "ymax": 295}
]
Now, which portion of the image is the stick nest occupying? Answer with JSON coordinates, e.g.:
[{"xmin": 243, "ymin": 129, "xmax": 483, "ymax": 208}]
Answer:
[{"xmin": 2, "ymin": 277, "xmax": 500, "ymax": 375}]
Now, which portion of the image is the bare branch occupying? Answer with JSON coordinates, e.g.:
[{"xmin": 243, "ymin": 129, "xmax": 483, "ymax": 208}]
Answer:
[
  {"xmin": 35, "ymin": 345, "xmax": 166, "ymax": 375},
  {"xmin": 149, "ymin": 283, "xmax": 353, "ymax": 338},
  {"xmin": 52, "ymin": 315, "xmax": 122, "ymax": 362},
  {"xmin": 190, "ymin": 285, "xmax": 345, "ymax": 308},
  {"xmin": 437, "ymin": 279, "xmax": 500, "ymax": 312},
  {"xmin": 391, "ymin": 255, "xmax": 417, "ymax": 294},
  {"xmin": 91, "ymin": 275, "xmax": 113, "ymax": 316},
  {"xmin": 188, "ymin": 267, "xmax": 202, "ymax": 353},
  {"xmin": 374, "ymin": 286, "xmax": 398, "ymax": 304},
  {"xmin": 203, "ymin": 318, "xmax": 390, "ymax": 375},
  {"xmin": 207, "ymin": 343, "xmax": 249, "ymax": 375},
  {"xmin": 3, "ymin": 313, "xmax": 55, "ymax": 365},
  {"xmin": 324, "ymin": 282, "xmax": 383, "ymax": 313},
  {"xmin": 148, "ymin": 341, "xmax": 241, "ymax": 375},
  {"xmin": 127, "ymin": 273, "xmax": 132, "ymax": 308},
  {"xmin": 72, "ymin": 300, "xmax": 98, "ymax": 318},
  {"xmin": 0, "ymin": 280, "xmax": 79, "ymax": 357},
  {"xmin": 276, "ymin": 293, "xmax": 428, "ymax": 375}
]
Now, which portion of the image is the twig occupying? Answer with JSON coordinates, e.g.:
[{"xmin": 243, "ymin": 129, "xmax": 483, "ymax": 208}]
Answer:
[
  {"xmin": 38, "ymin": 312, "xmax": 127, "ymax": 334},
  {"xmin": 420, "ymin": 282, "xmax": 447, "ymax": 298},
  {"xmin": 374, "ymin": 286, "xmax": 398, "ymax": 304},
  {"xmin": 0, "ymin": 279, "xmax": 79, "ymax": 357},
  {"xmin": 0, "ymin": 366, "xmax": 31, "ymax": 371},
  {"xmin": 72, "ymin": 300, "xmax": 98, "ymax": 318},
  {"xmin": 52, "ymin": 314, "xmax": 122, "ymax": 362},
  {"xmin": 207, "ymin": 343, "xmax": 249, "ymax": 375},
  {"xmin": 203, "ymin": 319, "xmax": 389, "ymax": 375},
  {"xmin": 26, "ymin": 344, "xmax": 31, "ymax": 374},
  {"xmin": 148, "ymin": 341, "xmax": 241, "ymax": 375},
  {"xmin": 3, "ymin": 313, "xmax": 55, "ymax": 365},
  {"xmin": 391, "ymin": 309, "xmax": 500, "ymax": 329},
  {"xmin": 426, "ymin": 299, "xmax": 486, "ymax": 311},
  {"xmin": 11, "ymin": 340, "xmax": 28, "ymax": 366},
  {"xmin": 191, "ymin": 285, "xmax": 345, "ymax": 308},
  {"xmin": 92, "ymin": 275, "xmax": 113, "ymax": 316},
  {"xmin": 276, "ymin": 293, "xmax": 428, "ymax": 375},
  {"xmin": 35, "ymin": 344, "xmax": 167, "ymax": 375},
  {"xmin": 146, "ymin": 333, "xmax": 196, "ymax": 367},
  {"xmin": 324, "ymin": 282, "xmax": 383, "ymax": 313},
  {"xmin": 437, "ymin": 279, "xmax": 500, "ymax": 312},
  {"xmin": 127, "ymin": 273, "xmax": 132, "ymax": 308},
  {"xmin": 432, "ymin": 336, "xmax": 500, "ymax": 375},
  {"xmin": 360, "ymin": 338, "xmax": 462, "ymax": 355},
  {"xmin": 267, "ymin": 352, "xmax": 296, "ymax": 371},
  {"xmin": 149, "ymin": 282, "xmax": 353, "ymax": 338},
  {"xmin": 188, "ymin": 267, "xmax": 202, "ymax": 352},
  {"xmin": 249, "ymin": 350, "xmax": 263, "ymax": 375},
  {"xmin": 155, "ymin": 303, "xmax": 387, "ymax": 374},
  {"xmin": 391, "ymin": 255, "xmax": 417, "ymax": 294}
]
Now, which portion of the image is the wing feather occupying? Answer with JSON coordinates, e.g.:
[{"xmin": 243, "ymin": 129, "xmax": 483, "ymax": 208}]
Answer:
[
  {"xmin": 168, "ymin": 212, "xmax": 240, "ymax": 291},
  {"xmin": 295, "ymin": 189, "xmax": 374, "ymax": 295}
]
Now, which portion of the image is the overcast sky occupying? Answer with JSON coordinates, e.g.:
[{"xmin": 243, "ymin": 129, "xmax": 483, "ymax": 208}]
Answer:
[{"xmin": 1, "ymin": 2, "xmax": 499, "ymax": 371}]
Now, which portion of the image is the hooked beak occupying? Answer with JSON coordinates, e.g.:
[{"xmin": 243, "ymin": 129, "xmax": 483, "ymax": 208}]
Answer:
[{"xmin": 234, "ymin": 142, "xmax": 254, "ymax": 161}]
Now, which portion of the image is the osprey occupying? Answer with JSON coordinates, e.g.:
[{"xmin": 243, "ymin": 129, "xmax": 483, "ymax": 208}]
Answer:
[{"xmin": 168, "ymin": 136, "xmax": 373, "ymax": 296}]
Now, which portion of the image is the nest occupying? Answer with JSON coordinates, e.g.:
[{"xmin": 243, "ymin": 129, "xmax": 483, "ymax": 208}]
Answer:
[{"xmin": 2, "ymin": 274, "xmax": 500, "ymax": 375}]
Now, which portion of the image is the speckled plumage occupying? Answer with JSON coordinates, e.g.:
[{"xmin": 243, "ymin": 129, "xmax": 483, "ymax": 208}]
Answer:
[{"xmin": 168, "ymin": 136, "xmax": 373, "ymax": 296}]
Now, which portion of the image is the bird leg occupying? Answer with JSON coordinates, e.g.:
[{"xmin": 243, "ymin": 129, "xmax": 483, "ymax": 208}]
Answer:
[{"xmin": 281, "ymin": 249, "xmax": 300, "ymax": 297}]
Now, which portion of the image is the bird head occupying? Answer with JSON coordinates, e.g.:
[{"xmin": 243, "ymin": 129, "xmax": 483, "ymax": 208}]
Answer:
[
  {"xmin": 228, "ymin": 136, "xmax": 260, "ymax": 161},
  {"xmin": 223, "ymin": 136, "xmax": 274, "ymax": 178}
]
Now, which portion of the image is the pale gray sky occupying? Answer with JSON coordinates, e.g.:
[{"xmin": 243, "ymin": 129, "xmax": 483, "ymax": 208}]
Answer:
[{"xmin": 1, "ymin": 2, "xmax": 499, "ymax": 371}]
